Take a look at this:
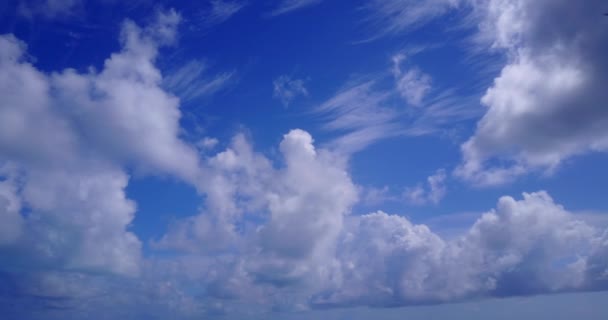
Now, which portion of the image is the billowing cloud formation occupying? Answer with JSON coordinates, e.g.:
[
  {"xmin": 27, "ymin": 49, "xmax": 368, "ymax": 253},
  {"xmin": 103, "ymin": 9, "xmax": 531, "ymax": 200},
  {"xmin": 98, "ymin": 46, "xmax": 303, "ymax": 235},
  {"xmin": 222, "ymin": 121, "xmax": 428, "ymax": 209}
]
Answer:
[
  {"xmin": 317, "ymin": 192, "xmax": 605, "ymax": 307},
  {"xmin": 148, "ymin": 131, "xmax": 607, "ymax": 314},
  {"xmin": 0, "ymin": 10, "xmax": 199, "ymax": 276},
  {"xmin": 158, "ymin": 129, "xmax": 359, "ymax": 292},
  {"xmin": 456, "ymin": 0, "xmax": 608, "ymax": 185}
]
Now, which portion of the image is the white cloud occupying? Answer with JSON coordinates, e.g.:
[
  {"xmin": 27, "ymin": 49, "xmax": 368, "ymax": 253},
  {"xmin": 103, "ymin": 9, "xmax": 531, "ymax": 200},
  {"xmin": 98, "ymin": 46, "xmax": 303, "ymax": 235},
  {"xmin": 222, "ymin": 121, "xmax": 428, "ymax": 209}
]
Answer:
[
  {"xmin": 197, "ymin": 137, "xmax": 220, "ymax": 150},
  {"xmin": 153, "ymin": 126, "xmax": 608, "ymax": 311},
  {"xmin": 273, "ymin": 75, "xmax": 308, "ymax": 107},
  {"xmin": 314, "ymin": 58, "xmax": 480, "ymax": 154},
  {"xmin": 316, "ymin": 191, "xmax": 605, "ymax": 307},
  {"xmin": 257, "ymin": 129, "xmax": 357, "ymax": 259},
  {"xmin": 158, "ymin": 129, "xmax": 358, "ymax": 269},
  {"xmin": 367, "ymin": 0, "xmax": 608, "ymax": 185},
  {"xmin": 49, "ymin": 10, "xmax": 201, "ymax": 182},
  {"xmin": 392, "ymin": 53, "xmax": 432, "ymax": 107},
  {"xmin": 455, "ymin": 0, "xmax": 608, "ymax": 185},
  {"xmin": 269, "ymin": 0, "xmax": 323, "ymax": 16},
  {"xmin": 154, "ymin": 129, "xmax": 359, "ymax": 306},
  {"xmin": 206, "ymin": 0, "xmax": 246, "ymax": 25},
  {"xmin": 404, "ymin": 169, "xmax": 447, "ymax": 205},
  {"xmin": 363, "ymin": 0, "xmax": 461, "ymax": 39},
  {"xmin": 164, "ymin": 60, "xmax": 234, "ymax": 103},
  {"xmin": 314, "ymin": 81, "xmax": 401, "ymax": 154},
  {"xmin": 21, "ymin": 165, "xmax": 141, "ymax": 275},
  {"xmin": 0, "ymin": 10, "xmax": 199, "ymax": 276},
  {"xmin": 360, "ymin": 185, "xmax": 396, "ymax": 206}
]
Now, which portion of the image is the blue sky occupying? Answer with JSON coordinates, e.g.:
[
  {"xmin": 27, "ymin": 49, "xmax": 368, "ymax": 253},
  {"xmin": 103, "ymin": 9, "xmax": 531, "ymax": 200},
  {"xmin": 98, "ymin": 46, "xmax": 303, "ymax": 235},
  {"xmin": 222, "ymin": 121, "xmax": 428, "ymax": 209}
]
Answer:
[{"xmin": 1, "ymin": 0, "xmax": 608, "ymax": 319}]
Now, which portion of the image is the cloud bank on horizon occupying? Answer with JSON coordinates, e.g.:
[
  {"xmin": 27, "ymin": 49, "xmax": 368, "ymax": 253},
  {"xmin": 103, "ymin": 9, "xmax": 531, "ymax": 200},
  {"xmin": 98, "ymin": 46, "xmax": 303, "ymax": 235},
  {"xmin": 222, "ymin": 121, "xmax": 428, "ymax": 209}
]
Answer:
[{"xmin": 0, "ymin": 0, "xmax": 607, "ymax": 319}]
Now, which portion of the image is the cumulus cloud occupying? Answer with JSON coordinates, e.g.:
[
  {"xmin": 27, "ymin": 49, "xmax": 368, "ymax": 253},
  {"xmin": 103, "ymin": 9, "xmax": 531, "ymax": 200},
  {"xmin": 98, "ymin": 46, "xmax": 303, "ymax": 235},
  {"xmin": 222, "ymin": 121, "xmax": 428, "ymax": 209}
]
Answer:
[
  {"xmin": 273, "ymin": 75, "xmax": 309, "ymax": 107},
  {"xmin": 2, "ymin": 125, "xmax": 608, "ymax": 317},
  {"xmin": 0, "ymin": 10, "xmax": 198, "ymax": 277},
  {"xmin": 154, "ymin": 127, "xmax": 607, "ymax": 312},
  {"xmin": 316, "ymin": 191, "xmax": 606, "ymax": 307},
  {"xmin": 455, "ymin": 0, "xmax": 608, "ymax": 185},
  {"xmin": 158, "ymin": 130, "xmax": 358, "ymax": 287},
  {"xmin": 154, "ymin": 189, "xmax": 608, "ymax": 312}
]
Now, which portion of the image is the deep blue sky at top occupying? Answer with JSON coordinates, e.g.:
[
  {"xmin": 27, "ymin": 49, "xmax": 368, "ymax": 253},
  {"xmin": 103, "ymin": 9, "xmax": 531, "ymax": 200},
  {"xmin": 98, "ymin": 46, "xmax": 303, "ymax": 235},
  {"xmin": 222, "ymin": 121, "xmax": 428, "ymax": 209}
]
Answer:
[{"xmin": 1, "ymin": 0, "xmax": 607, "ymax": 244}]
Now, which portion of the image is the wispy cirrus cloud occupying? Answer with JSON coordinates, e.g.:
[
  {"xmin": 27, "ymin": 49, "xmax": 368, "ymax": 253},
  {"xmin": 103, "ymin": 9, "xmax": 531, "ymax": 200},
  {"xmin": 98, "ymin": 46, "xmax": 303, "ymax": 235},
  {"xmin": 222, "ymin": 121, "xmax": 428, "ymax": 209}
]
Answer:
[
  {"xmin": 17, "ymin": 0, "xmax": 82, "ymax": 19},
  {"xmin": 313, "ymin": 80, "xmax": 402, "ymax": 154},
  {"xmin": 163, "ymin": 60, "xmax": 235, "ymax": 103},
  {"xmin": 361, "ymin": 0, "xmax": 462, "ymax": 40},
  {"xmin": 313, "ymin": 55, "xmax": 481, "ymax": 154},
  {"xmin": 204, "ymin": 0, "xmax": 246, "ymax": 25},
  {"xmin": 269, "ymin": 0, "xmax": 323, "ymax": 16}
]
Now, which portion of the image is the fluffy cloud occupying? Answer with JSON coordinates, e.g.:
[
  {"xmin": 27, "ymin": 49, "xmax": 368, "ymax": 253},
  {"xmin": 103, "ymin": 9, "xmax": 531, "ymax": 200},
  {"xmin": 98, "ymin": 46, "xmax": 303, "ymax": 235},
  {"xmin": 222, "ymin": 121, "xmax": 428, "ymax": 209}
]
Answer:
[
  {"xmin": 316, "ymin": 192, "xmax": 605, "ymax": 307},
  {"xmin": 158, "ymin": 129, "xmax": 358, "ymax": 294},
  {"xmin": 0, "ymin": 10, "xmax": 198, "ymax": 277},
  {"xmin": 155, "ymin": 127, "xmax": 607, "ymax": 312},
  {"xmin": 456, "ymin": 0, "xmax": 608, "ymax": 185}
]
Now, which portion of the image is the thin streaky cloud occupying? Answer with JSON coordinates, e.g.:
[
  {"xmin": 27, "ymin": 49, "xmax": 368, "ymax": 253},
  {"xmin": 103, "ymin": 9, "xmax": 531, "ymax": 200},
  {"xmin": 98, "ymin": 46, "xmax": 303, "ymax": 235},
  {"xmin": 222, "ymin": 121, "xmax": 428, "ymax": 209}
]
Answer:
[
  {"xmin": 269, "ymin": 0, "xmax": 323, "ymax": 16},
  {"xmin": 163, "ymin": 60, "xmax": 235, "ymax": 103},
  {"xmin": 313, "ymin": 80, "xmax": 402, "ymax": 154},
  {"xmin": 205, "ymin": 0, "xmax": 246, "ymax": 25}
]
